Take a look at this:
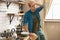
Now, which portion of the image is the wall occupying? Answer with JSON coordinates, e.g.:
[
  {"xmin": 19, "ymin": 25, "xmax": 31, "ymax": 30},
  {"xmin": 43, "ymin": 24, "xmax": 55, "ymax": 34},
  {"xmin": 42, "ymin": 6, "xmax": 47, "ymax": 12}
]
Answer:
[
  {"xmin": 0, "ymin": 2, "xmax": 19, "ymax": 32},
  {"xmin": 44, "ymin": 20, "xmax": 60, "ymax": 40},
  {"xmin": 0, "ymin": 0, "xmax": 30, "ymax": 32}
]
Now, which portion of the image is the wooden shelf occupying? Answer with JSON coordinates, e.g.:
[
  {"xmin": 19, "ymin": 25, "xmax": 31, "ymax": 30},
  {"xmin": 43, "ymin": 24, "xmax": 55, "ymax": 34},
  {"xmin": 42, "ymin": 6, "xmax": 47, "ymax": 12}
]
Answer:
[
  {"xmin": 17, "ymin": 27, "xmax": 21, "ymax": 29},
  {"xmin": 18, "ymin": 2, "xmax": 25, "ymax": 5},
  {"xmin": 7, "ymin": 13, "xmax": 15, "ymax": 16},
  {"xmin": 15, "ymin": 13, "xmax": 25, "ymax": 16},
  {"xmin": 7, "ymin": 13, "xmax": 25, "ymax": 16}
]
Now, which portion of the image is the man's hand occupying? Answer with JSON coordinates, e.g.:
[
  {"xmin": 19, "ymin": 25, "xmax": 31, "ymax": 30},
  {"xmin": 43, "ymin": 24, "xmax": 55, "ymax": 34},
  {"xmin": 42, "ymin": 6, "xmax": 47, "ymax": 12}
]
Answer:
[
  {"xmin": 24, "ymin": 24, "xmax": 29, "ymax": 32},
  {"xmin": 29, "ymin": 33, "xmax": 38, "ymax": 40},
  {"xmin": 29, "ymin": 0, "xmax": 42, "ymax": 6}
]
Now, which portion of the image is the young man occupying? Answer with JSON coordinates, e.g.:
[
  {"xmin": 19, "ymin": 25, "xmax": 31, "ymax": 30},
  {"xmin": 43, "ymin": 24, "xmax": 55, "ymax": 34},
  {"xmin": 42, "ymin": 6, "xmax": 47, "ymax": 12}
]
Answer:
[{"xmin": 23, "ymin": 0, "xmax": 46, "ymax": 40}]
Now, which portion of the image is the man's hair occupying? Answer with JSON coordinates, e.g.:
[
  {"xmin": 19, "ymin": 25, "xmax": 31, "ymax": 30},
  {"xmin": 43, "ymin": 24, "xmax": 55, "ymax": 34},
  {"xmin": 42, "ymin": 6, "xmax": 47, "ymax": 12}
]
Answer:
[
  {"xmin": 28, "ymin": 0, "xmax": 35, "ymax": 7},
  {"xmin": 28, "ymin": 3, "xmax": 31, "ymax": 7}
]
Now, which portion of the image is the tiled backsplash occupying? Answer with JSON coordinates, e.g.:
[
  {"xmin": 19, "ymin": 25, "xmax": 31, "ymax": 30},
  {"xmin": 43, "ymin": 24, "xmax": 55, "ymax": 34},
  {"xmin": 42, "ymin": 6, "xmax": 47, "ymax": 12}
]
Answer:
[{"xmin": 0, "ymin": 2, "xmax": 20, "ymax": 32}]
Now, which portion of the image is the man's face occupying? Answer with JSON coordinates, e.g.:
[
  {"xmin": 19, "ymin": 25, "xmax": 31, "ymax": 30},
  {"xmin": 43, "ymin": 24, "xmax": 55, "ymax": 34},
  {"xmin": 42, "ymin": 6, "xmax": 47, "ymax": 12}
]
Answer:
[{"xmin": 29, "ymin": 2, "xmax": 36, "ymax": 12}]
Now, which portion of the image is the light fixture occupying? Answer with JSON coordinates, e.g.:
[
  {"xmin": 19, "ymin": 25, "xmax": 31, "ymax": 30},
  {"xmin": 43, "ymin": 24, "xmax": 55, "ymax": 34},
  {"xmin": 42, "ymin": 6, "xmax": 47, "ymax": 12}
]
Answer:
[
  {"xmin": 7, "ymin": 2, "xmax": 11, "ymax": 9},
  {"xmin": 7, "ymin": 13, "xmax": 15, "ymax": 24}
]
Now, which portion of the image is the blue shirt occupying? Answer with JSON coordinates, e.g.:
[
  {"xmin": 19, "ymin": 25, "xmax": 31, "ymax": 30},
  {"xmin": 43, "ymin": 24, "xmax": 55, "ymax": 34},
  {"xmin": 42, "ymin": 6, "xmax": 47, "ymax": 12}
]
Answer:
[{"xmin": 23, "ymin": 4, "xmax": 44, "ymax": 32}]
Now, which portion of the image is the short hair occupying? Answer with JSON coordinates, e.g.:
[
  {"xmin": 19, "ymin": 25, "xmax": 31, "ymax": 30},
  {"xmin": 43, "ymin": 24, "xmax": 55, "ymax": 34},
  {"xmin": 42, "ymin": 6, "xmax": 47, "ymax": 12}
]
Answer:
[
  {"xmin": 28, "ymin": 0, "xmax": 35, "ymax": 7},
  {"xmin": 28, "ymin": 3, "xmax": 31, "ymax": 7}
]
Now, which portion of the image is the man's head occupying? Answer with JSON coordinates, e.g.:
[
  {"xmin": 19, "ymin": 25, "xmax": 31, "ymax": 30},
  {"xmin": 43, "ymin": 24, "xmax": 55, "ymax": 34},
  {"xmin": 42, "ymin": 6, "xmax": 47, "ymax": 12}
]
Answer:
[{"xmin": 28, "ymin": 0, "xmax": 36, "ymax": 12}]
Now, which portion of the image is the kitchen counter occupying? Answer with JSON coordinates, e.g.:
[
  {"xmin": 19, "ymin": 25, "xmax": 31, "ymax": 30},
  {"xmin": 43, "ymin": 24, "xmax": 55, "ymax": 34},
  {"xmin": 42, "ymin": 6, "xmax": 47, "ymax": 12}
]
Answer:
[{"xmin": 0, "ymin": 36, "xmax": 29, "ymax": 40}]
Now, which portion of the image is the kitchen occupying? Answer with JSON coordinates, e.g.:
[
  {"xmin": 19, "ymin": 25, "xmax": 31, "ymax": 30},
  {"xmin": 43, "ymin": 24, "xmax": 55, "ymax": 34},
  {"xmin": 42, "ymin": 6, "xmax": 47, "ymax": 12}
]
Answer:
[{"xmin": 0, "ymin": 0, "xmax": 60, "ymax": 40}]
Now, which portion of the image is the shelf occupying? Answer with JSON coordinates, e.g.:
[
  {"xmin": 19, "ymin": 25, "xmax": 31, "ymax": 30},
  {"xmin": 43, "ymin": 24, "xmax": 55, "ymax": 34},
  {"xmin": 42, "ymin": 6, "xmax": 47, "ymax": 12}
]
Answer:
[
  {"xmin": 16, "ymin": 30, "xmax": 21, "ymax": 32},
  {"xmin": 7, "ymin": 13, "xmax": 15, "ymax": 16},
  {"xmin": 15, "ymin": 13, "xmax": 25, "ymax": 16},
  {"xmin": 16, "ymin": 29, "xmax": 21, "ymax": 30},
  {"xmin": 7, "ymin": 13, "xmax": 25, "ymax": 16},
  {"xmin": 18, "ymin": 2, "xmax": 25, "ymax": 5},
  {"xmin": 17, "ymin": 27, "xmax": 21, "ymax": 29}
]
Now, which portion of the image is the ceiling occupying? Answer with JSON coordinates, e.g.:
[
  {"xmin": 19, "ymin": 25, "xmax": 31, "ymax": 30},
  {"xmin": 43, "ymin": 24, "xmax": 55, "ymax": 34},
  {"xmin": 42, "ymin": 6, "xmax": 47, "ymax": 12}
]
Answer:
[{"xmin": 0, "ymin": 0, "xmax": 25, "ymax": 2}]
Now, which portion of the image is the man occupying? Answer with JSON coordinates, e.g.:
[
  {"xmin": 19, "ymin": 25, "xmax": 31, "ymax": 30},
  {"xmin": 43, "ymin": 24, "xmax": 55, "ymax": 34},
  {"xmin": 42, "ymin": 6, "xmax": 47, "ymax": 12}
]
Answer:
[{"xmin": 23, "ymin": 0, "xmax": 46, "ymax": 40}]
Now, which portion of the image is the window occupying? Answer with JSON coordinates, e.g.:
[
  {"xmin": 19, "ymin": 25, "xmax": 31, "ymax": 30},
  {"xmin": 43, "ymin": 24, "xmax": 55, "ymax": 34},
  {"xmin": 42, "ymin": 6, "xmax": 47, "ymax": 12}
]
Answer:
[{"xmin": 45, "ymin": 0, "xmax": 60, "ymax": 19}]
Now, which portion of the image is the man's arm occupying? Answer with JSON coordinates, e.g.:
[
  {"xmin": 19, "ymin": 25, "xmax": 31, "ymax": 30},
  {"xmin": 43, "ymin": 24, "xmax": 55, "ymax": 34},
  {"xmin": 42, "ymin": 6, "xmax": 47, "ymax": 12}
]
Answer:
[
  {"xmin": 36, "ymin": 2, "xmax": 45, "ymax": 12},
  {"xmin": 35, "ymin": 2, "xmax": 42, "ymax": 6},
  {"xmin": 23, "ymin": 13, "xmax": 29, "ymax": 32},
  {"xmin": 24, "ymin": 25, "xmax": 29, "ymax": 32}
]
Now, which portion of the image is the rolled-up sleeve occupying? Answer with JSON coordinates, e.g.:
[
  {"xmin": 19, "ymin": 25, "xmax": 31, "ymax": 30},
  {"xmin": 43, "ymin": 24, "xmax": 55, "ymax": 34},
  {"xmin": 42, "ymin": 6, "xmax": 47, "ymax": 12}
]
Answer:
[
  {"xmin": 23, "ymin": 13, "xmax": 28, "ymax": 26},
  {"xmin": 36, "ymin": 4, "xmax": 45, "ymax": 12}
]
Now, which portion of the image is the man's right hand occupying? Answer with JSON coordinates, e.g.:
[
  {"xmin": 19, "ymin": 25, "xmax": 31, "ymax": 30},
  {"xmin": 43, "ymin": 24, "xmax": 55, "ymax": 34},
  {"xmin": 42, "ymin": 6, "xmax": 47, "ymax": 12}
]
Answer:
[{"xmin": 29, "ymin": 33, "xmax": 38, "ymax": 40}]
